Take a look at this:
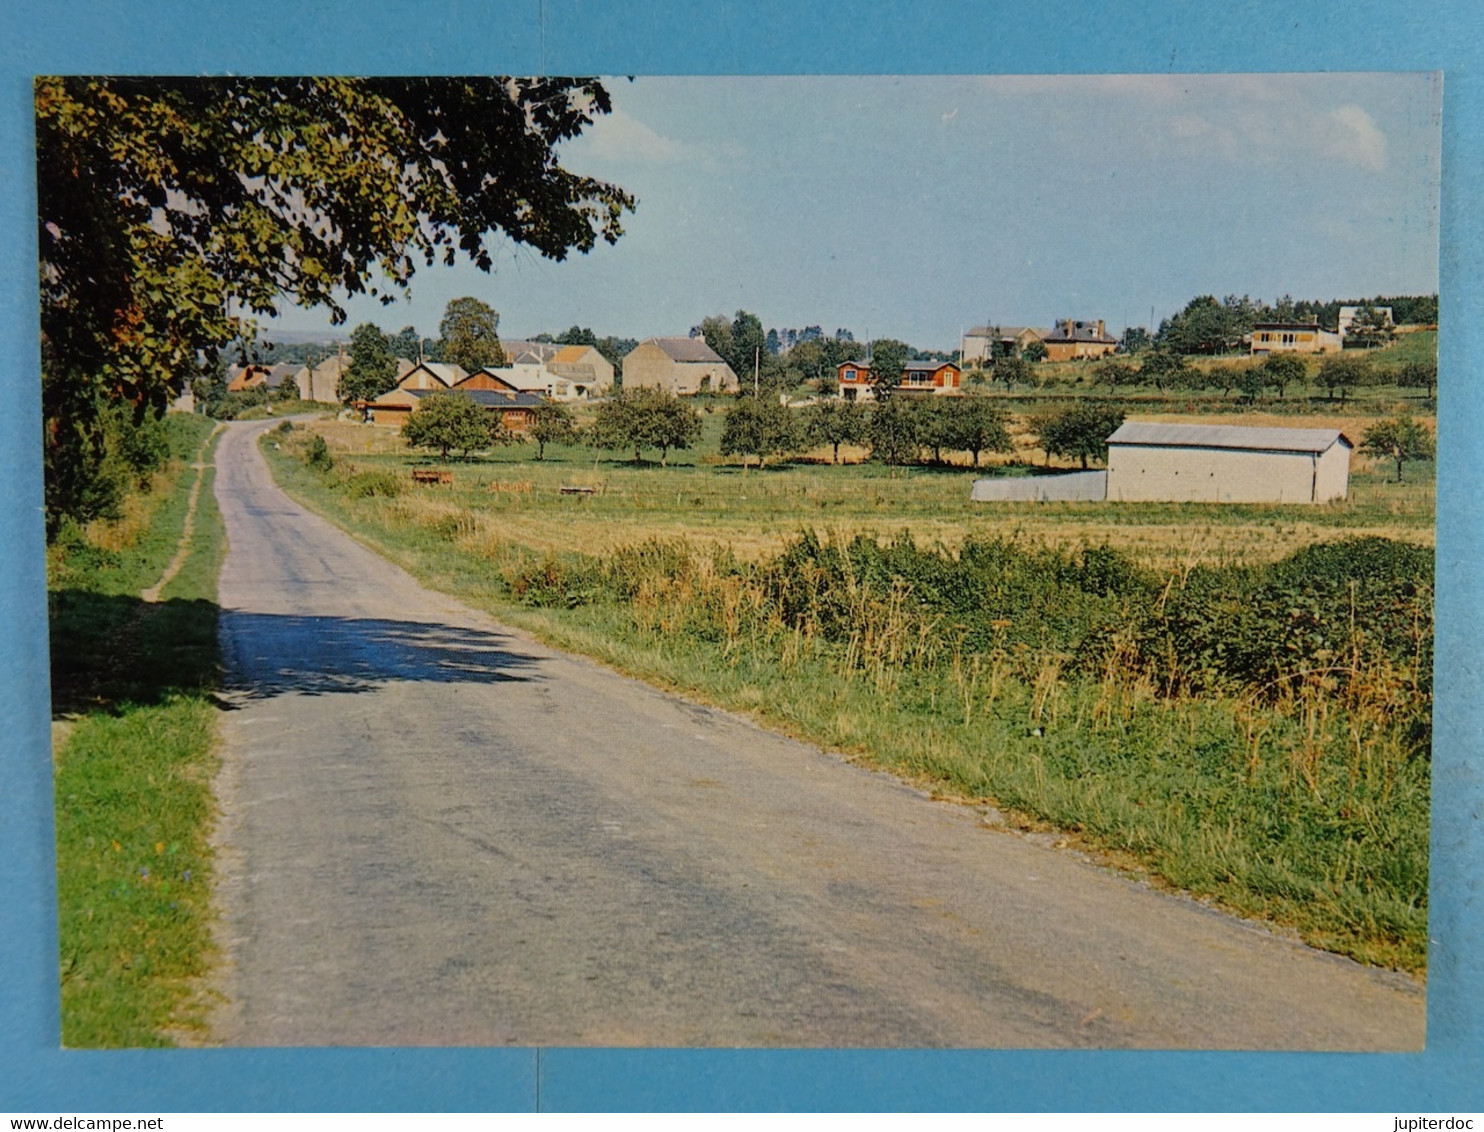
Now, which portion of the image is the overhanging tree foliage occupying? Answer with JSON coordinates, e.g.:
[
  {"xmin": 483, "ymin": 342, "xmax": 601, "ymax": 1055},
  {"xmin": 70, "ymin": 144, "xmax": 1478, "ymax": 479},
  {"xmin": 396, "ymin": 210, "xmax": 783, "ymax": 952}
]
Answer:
[{"xmin": 36, "ymin": 74, "xmax": 635, "ymax": 533}]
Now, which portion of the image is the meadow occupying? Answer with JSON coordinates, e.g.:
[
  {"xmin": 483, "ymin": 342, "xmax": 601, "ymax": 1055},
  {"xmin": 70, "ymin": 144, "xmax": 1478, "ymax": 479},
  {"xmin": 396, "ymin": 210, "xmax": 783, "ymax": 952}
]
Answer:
[{"xmin": 263, "ymin": 395, "xmax": 1435, "ymax": 973}]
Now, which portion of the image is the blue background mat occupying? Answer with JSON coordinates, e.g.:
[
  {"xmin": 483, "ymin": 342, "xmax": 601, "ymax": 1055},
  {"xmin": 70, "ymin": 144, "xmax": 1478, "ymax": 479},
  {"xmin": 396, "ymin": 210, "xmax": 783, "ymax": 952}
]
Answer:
[{"xmin": 1, "ymin": 0, "xmax": 1479, "ymax": 1112}]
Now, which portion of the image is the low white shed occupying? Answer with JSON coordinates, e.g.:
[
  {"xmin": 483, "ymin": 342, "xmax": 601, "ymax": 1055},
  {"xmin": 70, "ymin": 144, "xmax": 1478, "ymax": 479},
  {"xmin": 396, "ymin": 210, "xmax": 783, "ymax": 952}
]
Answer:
[{"xmin": 1105, "ymin": 422, "xmax": 1352, "ymax": 504}]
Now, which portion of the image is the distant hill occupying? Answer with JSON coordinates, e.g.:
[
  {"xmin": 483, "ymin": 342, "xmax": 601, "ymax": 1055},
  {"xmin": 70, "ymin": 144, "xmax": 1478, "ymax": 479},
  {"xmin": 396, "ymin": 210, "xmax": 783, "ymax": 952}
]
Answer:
[{"xmin": 256, "ymin": 329, "xmax": 346, "ymax": 346}]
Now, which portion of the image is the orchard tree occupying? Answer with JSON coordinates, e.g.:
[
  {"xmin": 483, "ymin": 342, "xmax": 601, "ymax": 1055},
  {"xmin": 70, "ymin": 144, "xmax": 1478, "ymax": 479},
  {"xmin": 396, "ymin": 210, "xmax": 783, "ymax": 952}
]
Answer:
[
  {"xmin": 802, "ymin": 398, "xmax": 866, "ymax": 464},
  {"xmin": 720, "ymin": 395, "xmax": 799, "ymax": 471},
  {"xmin": 1362, "ymin": 416, "xmax": 1435, "ymax": 482},
  {"xmin": 1092, "ymin": 359, "xmax": 1136, "ymax": 391},
  {"xmin": 867, "ymin": 396, "xmax": 921, "ymax": 466},
  {"xmin": 402, "ymin": 392, "xmax": 502, "ymax": 459},
  {"xmin": 994, "ymin": 356, "xmax": 1032, "ymax": 387},
  {"xmin": 1318, "ymin": 353, "xmax": 1372, "ymax": 402},
  {"xmin": 35, "ymin": 75, "xmax": 633, "ymax": 533},
  {"xmin": 1260, "ymin": 351, "xmax": 1308, "ymax": 398},
  {"xmin": 917, "ymin": 397, "xmax": 961, "ymax": 464},
  {"xmin": 589, "ymin": 388, "xmax": 701, "ymax": 465},
  {"xmin": 438, "ymin": 297, "xmax": 507, "ymax": 373},
  {"xmin": 954, "ymin": 397, "xmax": 1014, "ymax": 467},
  {"xmin": 339, "ymin": 322, "xmax": 399, "ymax": 407},
  {"xmin": 1396, "ymin": 359, "xmax": 1438, "ymax": 399},
  {"xmin": 1138, "ymin": 348, "xmax": 1193, "ymax": 392},
  {"xmin": 528, "ymin": 401, "xmax": 577, "ymax": 460},
  {"xmin": 1034, "ymin": 403, "xmax": 1125, "ymax": 469}
]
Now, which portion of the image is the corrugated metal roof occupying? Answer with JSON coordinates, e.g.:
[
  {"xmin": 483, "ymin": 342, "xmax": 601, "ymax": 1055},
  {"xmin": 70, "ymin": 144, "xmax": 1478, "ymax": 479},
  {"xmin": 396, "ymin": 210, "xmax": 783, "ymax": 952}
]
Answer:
[{"xmin": 1107, "ymin": 421, "xmax": 1351, "ymax": 454}]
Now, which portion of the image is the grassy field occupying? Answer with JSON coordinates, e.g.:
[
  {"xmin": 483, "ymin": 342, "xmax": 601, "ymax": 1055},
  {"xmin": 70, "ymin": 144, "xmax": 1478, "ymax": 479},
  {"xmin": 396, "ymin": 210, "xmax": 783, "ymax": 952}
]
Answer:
[
  {"xmin": 302, "ymin": 406, "xmax": 1433, "ymax": 571},
  {"xmin": 49, "ymin": 414, "xmax": 225, "ymax": 1046},
  {"xmin": 263, "ymin": 406, "xmax": 1434, "ymax": 973}
]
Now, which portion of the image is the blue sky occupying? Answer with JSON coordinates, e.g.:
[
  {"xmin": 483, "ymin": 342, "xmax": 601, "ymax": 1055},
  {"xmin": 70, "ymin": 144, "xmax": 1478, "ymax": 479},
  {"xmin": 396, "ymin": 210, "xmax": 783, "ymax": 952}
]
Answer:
[{"xmin": 267, "ymin": 73, "xmax": 1442, "ymax": 351}]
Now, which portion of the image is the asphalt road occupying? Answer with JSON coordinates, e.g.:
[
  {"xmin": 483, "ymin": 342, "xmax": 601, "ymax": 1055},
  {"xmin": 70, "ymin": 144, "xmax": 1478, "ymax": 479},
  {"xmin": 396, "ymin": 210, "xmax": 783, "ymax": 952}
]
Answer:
[{"xmin": 206, "ymin": 418, "xmax": 1425, "ymax": 1048}]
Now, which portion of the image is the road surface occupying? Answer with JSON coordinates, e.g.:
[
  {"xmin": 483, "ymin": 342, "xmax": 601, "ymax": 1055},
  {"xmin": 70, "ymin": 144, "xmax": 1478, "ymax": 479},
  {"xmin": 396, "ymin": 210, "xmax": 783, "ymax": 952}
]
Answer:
[{"xmin": 206, "ymin": 418, "xmax": 1425, "ymax": 1048}]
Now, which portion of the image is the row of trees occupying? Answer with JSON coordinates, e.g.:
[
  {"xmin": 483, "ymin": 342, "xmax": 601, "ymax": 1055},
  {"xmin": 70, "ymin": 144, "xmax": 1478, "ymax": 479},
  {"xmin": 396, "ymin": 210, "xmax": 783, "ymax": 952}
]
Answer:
[
  {"xmin": 401, "ymin": 387, "xmax": 1137, "ymax": 473},
  {"xmin": 1084, "ymin": 352, "xmax": 1437, "ymax": 402}
]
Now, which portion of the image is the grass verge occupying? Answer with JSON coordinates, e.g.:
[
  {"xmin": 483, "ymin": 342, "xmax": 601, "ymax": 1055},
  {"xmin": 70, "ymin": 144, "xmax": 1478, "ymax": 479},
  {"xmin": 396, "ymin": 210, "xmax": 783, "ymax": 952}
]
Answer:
[{"xmin": 49, "ymin": 414, "xmax": 225, "ymax": 1046}]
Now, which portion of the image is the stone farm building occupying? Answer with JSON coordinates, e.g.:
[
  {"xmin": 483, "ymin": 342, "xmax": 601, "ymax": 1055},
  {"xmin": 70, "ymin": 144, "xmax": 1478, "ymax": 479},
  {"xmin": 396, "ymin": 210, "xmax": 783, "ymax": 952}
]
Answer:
[
  {"xmin": 621, "ymin": 337, "xmax": 740, "ymax": 394},
  {"xmin": 1105, "ymin": 422, "xmax": 1352, "ymax": 504}
]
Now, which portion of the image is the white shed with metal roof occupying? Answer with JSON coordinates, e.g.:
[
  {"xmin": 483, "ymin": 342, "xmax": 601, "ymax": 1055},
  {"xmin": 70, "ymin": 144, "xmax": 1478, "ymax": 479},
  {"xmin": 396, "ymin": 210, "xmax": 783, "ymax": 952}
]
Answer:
[{"xmin": 1105, "ymin": 422, "xmax": 1352, "ymax": 504}]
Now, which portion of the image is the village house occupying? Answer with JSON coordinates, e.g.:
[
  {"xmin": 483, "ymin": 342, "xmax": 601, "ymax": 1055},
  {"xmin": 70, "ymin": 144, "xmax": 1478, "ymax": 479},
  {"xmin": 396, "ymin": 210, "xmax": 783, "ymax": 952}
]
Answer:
[
  {"xmin": 835, "ymin": 358, "xmax": 961, "ymax": 401},
  {"xmin": 547, "ymin": 344, "xmax": 615, "ymax": 397},
  {"xmin": 960, "ymin": 325, "xmax": 1045, "ymax": 366},
  {"xmin": 1250, "ymin": 322, "xmax": 1343, "ymax": 355},
  {"xmin": 1039, "ymin": 319, "xmax": 1119, "ymax": 362},
  {"xmin": 621, "ymin": 337, "xmax": 740, "ymax": 395},
  {"xmin": 226, "ymin": 364, "xmax": 270, "ymax": 392},
  {"xmin": 895, "ymin": 358, "xmax": 963, "ymax": 395},
  {"xmin": 295, "ymin": 354, "xmax": 348, "ymax": 403},
  {"xmin": 360, "ymin": 361, "xmax": 469, "ymax": 424},
  {"xmin": 835, "ymin": 358, "xmax": 875, "ymax": 402},
  {"xmin": 1104, "ymin": 421, "xmax": 1352, "ymax": 504}
]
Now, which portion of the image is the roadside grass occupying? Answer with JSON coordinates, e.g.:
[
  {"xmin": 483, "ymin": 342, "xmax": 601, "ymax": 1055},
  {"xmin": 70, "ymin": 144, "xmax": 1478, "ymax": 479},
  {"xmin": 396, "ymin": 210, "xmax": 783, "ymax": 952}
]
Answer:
[
  {"xmin": 49, "ymin": 413, "xmax": 225, "ymax": 1047},
  {"xmin": 264, "ymin": 423, "xmax": 1432, "ymax": 972}
]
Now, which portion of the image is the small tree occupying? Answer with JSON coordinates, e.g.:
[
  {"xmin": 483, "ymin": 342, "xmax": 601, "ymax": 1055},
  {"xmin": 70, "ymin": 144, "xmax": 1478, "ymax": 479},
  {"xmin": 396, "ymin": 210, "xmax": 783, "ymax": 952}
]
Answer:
[
  {"xmin": 1034, "ymin": 403, "xmax": 1125, "ymax": 469},
  {"xmin": 1092, "ymin": 359, "xmax": 1136, "ymax": 391},
  {"xmin": 867, "ymin": 396, "xmax": 922, "ymax": 466},
  {"xmin": 1361, "ymin": 416, "xmax": 1435, "ymax": 482},
  {"xmin": 1396, "ymin": 359, "xmax": 1438, "ymax": 399},
  {"xmin": 993, "ymin": 356, "xmax": 1032, "ymax": 388},
  {"xmin": 1318, "ymin": 353, "xmax": 1371, "ymax": 403},
  {"xmin": 1237, "ymin": 362, "xmax": 1266, "ymax": 403},
  {"xmin": 1022, "ymin": 341, "xmax": 1048, "ymax": 364},
  {"xmin": 402, "ymin": 391, "xmax": 498, "ymax": 459},
  {"xmin": 720, "ymin": 395, "xmax": 799, "ymax": 471},
  {"xmin": 916, "ymin": 397, "xmax": 962, "ymax": 464},
  {"xmin": 802, "ymin": 398, "xmax": 866, "ymax": 464},
  {"xmin": 589, "ymin": 388, "xmax": 701, "ymax": 466},
  {"xmin": 1260, "ymin": 352, "xmax": 1307, "ymax": 399},
  {"xmin": 1138, "ymin": 348, "xmax": 1192, "ymax": 392},
  {"xmin": 529, "ymin": 401, "xmax": 577, "ymax": 460},
  {"xmin": 953, "ymin": 396, "xmax": 1014, "ymax": 467}
]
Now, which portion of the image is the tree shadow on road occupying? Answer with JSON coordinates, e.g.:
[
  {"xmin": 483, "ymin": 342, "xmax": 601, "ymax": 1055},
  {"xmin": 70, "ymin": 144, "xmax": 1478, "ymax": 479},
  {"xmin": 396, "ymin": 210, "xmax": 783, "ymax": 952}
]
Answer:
[{"xmin": 218, "ymin": 612, "xmax": 542, "ymax": 704}]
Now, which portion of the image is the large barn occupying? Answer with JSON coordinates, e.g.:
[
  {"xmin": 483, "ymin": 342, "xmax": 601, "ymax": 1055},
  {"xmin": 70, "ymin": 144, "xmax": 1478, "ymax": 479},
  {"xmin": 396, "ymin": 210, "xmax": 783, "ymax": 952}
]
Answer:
[{"xmin": 1105, "ymin": 422, "xmax": 1353, "ymax": 504}]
